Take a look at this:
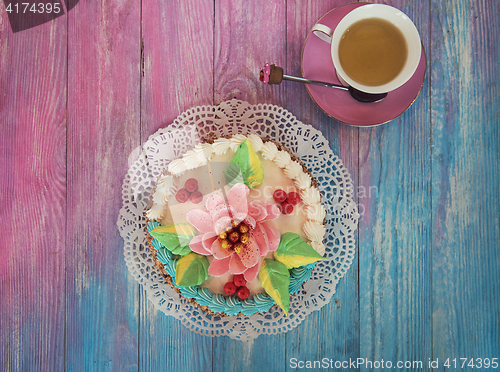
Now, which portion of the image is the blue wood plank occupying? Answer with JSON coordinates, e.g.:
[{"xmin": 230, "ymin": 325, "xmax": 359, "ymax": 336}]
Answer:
[
  {"xmin": 285, "ymin": 277, "xmax": 360, "ymax": 369},
  {"xmin": 285, "ymin": 0, "xmax": 361, "ymax": 367},
  {"xmin": 357, "ymin": 0, "xmax": 433, "ymax": 369},
  {"xmin": 139, "ymin": 291, "xmax": 213, "ymax": 372},
  {"xmin": 214, "ymin": 334, "xmax": 287, "ymax": 372},
  {"xmin": 431, "ymin": 0, "xmax": 500, "ymax": 368}
]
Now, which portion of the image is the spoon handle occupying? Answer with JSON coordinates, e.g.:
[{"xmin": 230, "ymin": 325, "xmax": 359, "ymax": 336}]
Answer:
[
  {"xmin": 282, "ymin": 74, "xmax": 349, "ymax": 91},
  {"xmin": 260, "ymin": 63, "xmax": 387, "ymax": 103}
]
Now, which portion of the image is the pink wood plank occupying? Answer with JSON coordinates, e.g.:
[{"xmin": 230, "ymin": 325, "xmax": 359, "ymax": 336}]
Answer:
[
  {"xmin": 213, "ymin": 0, "xmax": 289, "ymax": 366},
  {"xmin": 139, "ymin": 1, "xmax": 215, "ymax": 368},
  {"xmin": 285, "ymin": 0, "xmax": 359, "ymax": 190},
  {"xmin": 141, "ymin": 1, "xmax": 215, "ymax": 136},
  {"xmin": 65, "ymin": 0, "xmax": 141, "ymax": 370},
  {"xmin": 214, "ymin": 0, "xmax": 287, "ymax": 106},
  {"xmin": 285, "ymin": 0, "xmax": 355, "ymax": 129},
  {"xmin": 0, "ymin": 14, "xmax": 67, "ymax": 372}
]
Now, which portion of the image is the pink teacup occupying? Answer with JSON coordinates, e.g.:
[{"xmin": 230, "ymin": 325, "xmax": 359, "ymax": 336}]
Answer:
[{"xmin": 312, "ymin": 4, "xmax": 421, "ymax": 94}]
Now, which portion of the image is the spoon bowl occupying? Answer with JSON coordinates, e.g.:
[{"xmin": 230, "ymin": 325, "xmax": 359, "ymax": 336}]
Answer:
[{"xmin": 348, "ymin": 87, "xmax": 387, "ymax": 103}]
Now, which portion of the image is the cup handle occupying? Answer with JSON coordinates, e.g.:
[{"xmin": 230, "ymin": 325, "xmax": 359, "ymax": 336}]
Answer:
[{"xmin": 311, "ymin": 23, "xmax": 334, "ymax": 43}]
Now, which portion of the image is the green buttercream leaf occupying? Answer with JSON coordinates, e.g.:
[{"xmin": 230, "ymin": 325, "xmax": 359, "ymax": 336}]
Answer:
[
  {"xmin": 274, "ymin": 232, "xmax": 325, "ymax": 269},
  {"xmin": 150, "ymin": 223, "xmax": 196, "ymax": 256},
  {"xmin": 258, "ymin": 258, "xmax": 290, "ymax": 315},
  {"xmin": 225, "ymin": 139, "xmax": 264, "ymax": 189},
  {"xmin": 224, "ymin": 162, "xmax": 245, "ymax": 187},
  {"xmin": 175, "ymin": 253, "xmax": 210, "ymax": 287}
]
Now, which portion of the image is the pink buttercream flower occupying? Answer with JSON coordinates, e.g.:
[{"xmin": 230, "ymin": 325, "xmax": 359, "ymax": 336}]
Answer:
[{"xmin": 186, "ymin": 183, "xmax": 281, "ymax": 282}]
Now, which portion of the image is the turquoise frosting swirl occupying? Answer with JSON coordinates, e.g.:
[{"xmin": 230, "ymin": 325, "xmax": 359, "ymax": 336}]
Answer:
[
  {"xmin": 252, "ymin": 293, "xmax": 275, "ymax": 313},
  {"xmin": 147, "ymin": 221, "xmax": 317, "ymax": 316},
  {"xmin": 209, "ymin": 294, "xmax": 227, "ymax": 314},
  {"xmin": 288, "ymin": 263, "xmax": 315, "ymax": 294},
  {"xmin": 195, "ymin": 288, "xmax": 213, "ymax": 307}
]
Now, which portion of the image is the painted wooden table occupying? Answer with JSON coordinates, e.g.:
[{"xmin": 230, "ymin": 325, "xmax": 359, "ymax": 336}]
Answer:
[{"xmin": 1, "ymin": 0, "xmax": 499, "ymax": 371}]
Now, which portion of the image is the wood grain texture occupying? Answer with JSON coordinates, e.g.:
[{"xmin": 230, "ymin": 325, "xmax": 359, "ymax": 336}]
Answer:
[
  {"xmin": 65, "ymin": 0, "xmax": 141, "ymax": 370},
  {"xmin": 214, "ymin": 0, "xmax": 287, "ymax": 106},
  {"xmin": 139, "ymin": 297, "xmax": 212, "ymax": 372},
  {"xmin": 1, "ymin": 0, "xmax": 499, "ymax": 370},
  {"xmin": 285, "ymin": 0, "xmax": 354, "ymax": 132},
  {"xmin": 431, "ymin": 0, "xmax": 500, "ymax": 366},
  {"xmin": 139, "ymin": 2, "xmax": 215, "ymax": 370},
  {"xmin": 285, "ymin": 0, "xmax": 360, "ymax": 366},
  {"xmin": 0, "ymin": 10, "xmax": 67, "ymax": 372},
  {"xmin": 358, "ymin": 0, "xmax": 433, "ymax": 368},
  {"xmin": 141, "ymin": 0, "xmax": 215, "ymax": 137},
  {"xmin": 212, "ymin": 0, "xmax": 288, "ymax": 370}
]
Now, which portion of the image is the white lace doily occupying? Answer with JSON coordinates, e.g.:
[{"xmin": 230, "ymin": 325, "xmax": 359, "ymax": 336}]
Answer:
[{"xmin": 117, "ymin": 100, "xmax": 359, "ymax": 341}]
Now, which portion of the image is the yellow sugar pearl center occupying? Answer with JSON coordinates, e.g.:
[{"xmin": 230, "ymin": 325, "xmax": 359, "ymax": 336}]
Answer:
[
  {"xmin": 218, "ymin": 220, "xmax": 253, "ymax": 252},
  {"xmin": 233, "ymin": 243, "xmax": 244, "ymax": 254},
  {"xmin": 240, "ymin": 233, "xmax": 250, "ymax": 244}
]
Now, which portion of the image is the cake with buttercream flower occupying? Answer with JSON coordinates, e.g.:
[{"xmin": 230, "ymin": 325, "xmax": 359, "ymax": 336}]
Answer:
[{"xmin": 145, "ymin": 134, "xmax": 326, "ymax": 316}]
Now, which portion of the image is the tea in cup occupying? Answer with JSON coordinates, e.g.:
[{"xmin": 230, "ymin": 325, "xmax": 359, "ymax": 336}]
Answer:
[{"xmin": 312, "ymin": 4, "xmax": 421, "ymax": 94}]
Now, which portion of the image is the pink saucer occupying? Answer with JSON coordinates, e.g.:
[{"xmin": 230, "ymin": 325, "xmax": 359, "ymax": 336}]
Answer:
[{"xmin": 302, "ymin": 3, "xmax": 426, "ymax": 126}]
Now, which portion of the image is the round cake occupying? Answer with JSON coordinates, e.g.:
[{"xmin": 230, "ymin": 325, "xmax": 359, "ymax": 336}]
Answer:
[{"xmin": 145, "ymin": 134, "xmax": 326, "ymax": 316}]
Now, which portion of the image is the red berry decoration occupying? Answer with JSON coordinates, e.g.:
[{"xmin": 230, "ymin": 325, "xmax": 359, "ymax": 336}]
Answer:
[
  {"xmin": 224, "ymin": 282, "xmax": 237, "ymax": 295},
  {"xmin": 287, "ymin": 191, "xmax": 301, "ymax": 206},
  {"xmin": 184, "ymin": 178, "xmax": 198, "ymax": 193},
  {"xmin": 237, "ymin": 286, "xmax": 250, "ymax": 300},
  {"xmin": 190, "ymin": 191, "xmax": 203, "ymax": 204},
  {"xmin": 280, "ymin": 201, "xmax": 294, "ymax": 215},
  {"xmin": 273, "ymin": 189, "xmax": 287, "ymax": 203},
  {"xmin": 233, "ymin": 274, "xmax": 247, "ymax": 287},
  {"xmin": 175, "ymin": 188, "xmax": 190, "ymax": 203}
]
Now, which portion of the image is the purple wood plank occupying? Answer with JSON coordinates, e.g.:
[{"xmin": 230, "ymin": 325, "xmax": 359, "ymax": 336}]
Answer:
[
  {"xmin": 285, "ymin": 0, "xmax": 360, "ymax": 364},
  {"xmin": 140, "ymin": 1, "xmax": 214, "ymax": 369},
  {"xmin": 357, "ymin": 0, "xmax": 433, "ymax": 366},
  {"xmin": 214, "ymin": 0, "xmax": 287, "ymax": 106},
  {"xmin": 64, "ymin": 0, "xmax": 141, "ymax": 370},
  {"xmin": 0, "ymin": 14, "xmax": 67, "ymax": 372}
]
